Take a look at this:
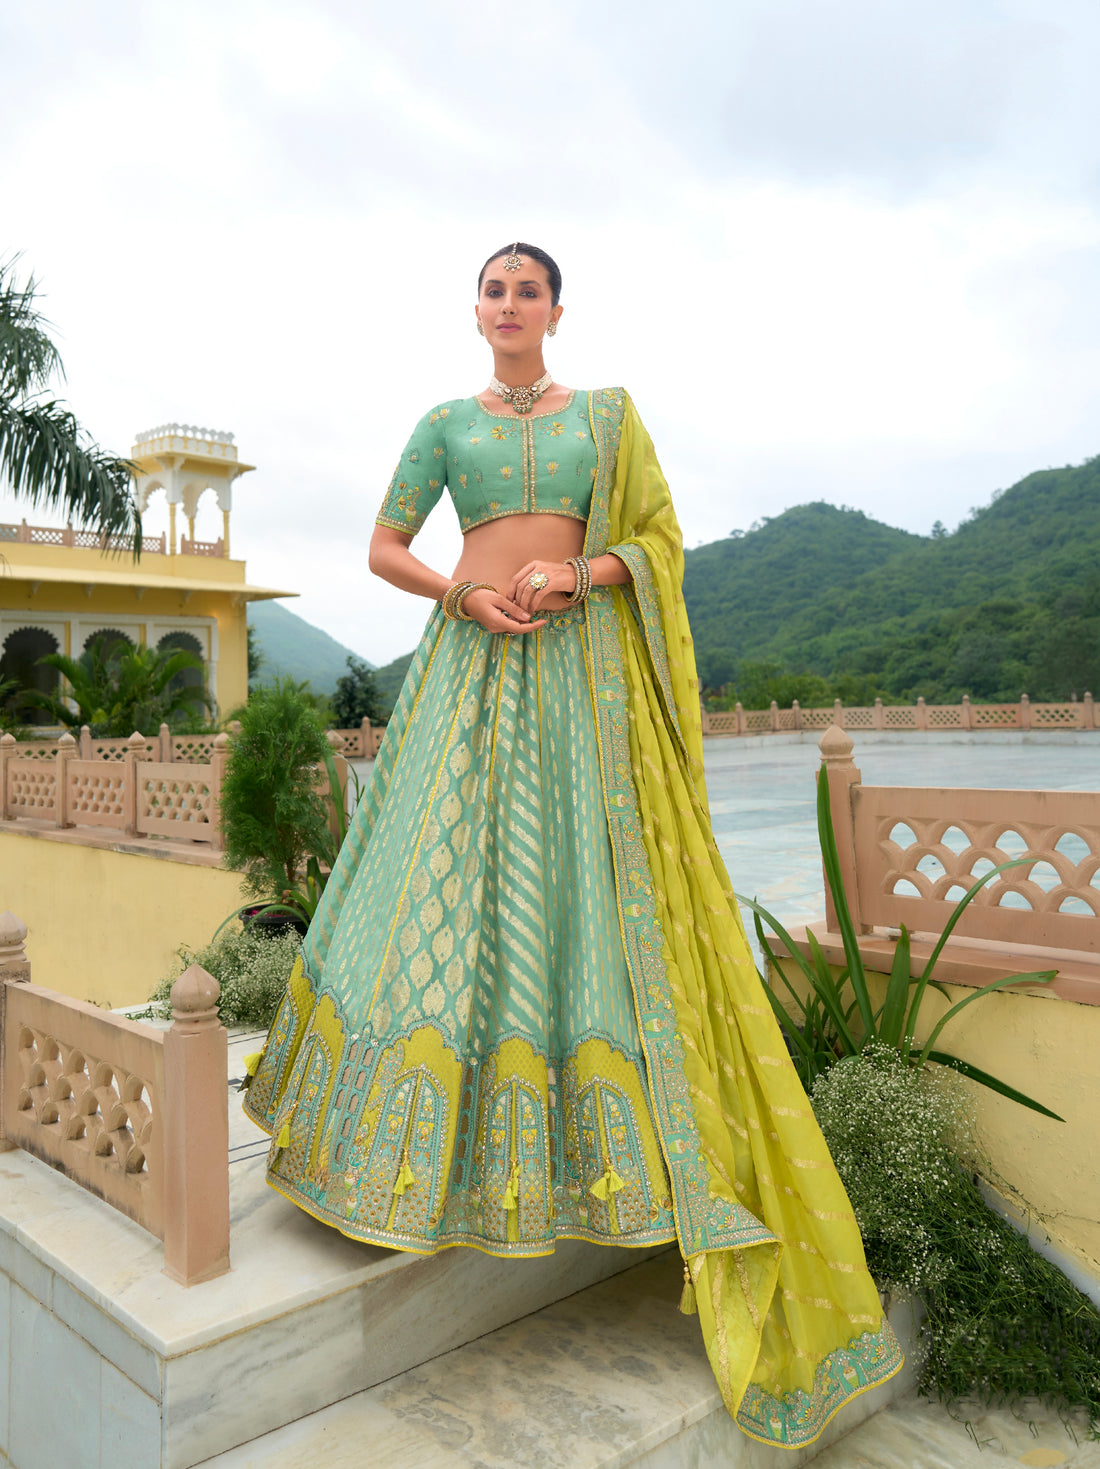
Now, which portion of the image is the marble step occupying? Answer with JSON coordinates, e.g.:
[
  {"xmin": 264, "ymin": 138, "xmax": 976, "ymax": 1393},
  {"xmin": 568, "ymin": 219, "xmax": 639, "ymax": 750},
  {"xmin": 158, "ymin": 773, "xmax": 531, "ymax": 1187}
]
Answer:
[
  {"xmin": 199, "ymin": 1255, "xmax": 920, "ymax": 1469},
  {"xmin": 0, "ymin": 1031, "xmax": 668, "ymax": 1469}
]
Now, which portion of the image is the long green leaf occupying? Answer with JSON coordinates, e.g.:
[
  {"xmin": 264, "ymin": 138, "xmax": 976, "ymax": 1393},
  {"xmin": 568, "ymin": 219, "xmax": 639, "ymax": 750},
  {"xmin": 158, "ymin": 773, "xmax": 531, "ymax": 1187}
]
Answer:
[
  {"xmin": 878, "ymin": 922, "xmax": 912, "ymax": 1048},
  {"xmin": 805, "ymin": 928, "xmax": 859, "ymax": 1053},
  {"xmin": 752, "ymin": 912, "xmax": 812, "ymax": 1018},
  {"xmin": 815, "ymin": 767, "xmax": 876, "ymax": 1039},
  {"xmin": 926, "ymin": 1050, "xmax": 1064, "ymax": 1121},
  {"xmin": 902, "ymin": 857, "xmax": 1034, "ymax": 1057},
  {"xmin": 916, "ymin": 969, "xmax": 1057, "ymax": 1065}
]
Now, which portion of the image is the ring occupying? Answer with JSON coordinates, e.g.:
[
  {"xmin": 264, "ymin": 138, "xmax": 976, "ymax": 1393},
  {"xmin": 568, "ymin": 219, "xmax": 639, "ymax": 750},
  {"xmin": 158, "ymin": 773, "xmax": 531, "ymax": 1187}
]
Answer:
[{"xmin": 528, "ymin": 573, "xmax": 549, "ymax": 589}]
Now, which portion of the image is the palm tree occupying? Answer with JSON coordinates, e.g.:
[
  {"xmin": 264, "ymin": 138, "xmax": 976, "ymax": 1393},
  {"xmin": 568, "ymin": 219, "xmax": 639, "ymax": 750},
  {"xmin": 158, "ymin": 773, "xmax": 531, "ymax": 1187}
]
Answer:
[
  {"xmin": 0, "ymin": 257, "xmax": 138, "ymax": 545},
  {"xmin": 26, "ymin": 637, "xmax": 210, "ymax": 736}
]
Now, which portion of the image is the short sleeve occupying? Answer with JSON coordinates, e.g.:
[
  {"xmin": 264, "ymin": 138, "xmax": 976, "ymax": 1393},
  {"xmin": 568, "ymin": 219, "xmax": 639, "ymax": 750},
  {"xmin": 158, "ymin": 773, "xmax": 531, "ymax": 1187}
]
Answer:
[{"xmin": 375, "ymin": 405, "xmax": 451, "ymax": 535}]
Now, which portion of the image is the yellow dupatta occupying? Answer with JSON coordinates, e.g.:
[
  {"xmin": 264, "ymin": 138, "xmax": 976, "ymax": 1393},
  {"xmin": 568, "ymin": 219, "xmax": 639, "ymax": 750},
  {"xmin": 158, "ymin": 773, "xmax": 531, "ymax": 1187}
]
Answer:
[{"xmin": 582, "ymin": 389, "xmax": 901, "ymax": 1446}]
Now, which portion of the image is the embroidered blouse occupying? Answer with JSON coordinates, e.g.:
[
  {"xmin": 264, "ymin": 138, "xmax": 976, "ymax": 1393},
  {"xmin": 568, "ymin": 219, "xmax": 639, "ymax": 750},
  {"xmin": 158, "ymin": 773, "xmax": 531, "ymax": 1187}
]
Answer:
[{"xmin": 375, "ymin": 392, "xmax": 597, "ymax": 535}]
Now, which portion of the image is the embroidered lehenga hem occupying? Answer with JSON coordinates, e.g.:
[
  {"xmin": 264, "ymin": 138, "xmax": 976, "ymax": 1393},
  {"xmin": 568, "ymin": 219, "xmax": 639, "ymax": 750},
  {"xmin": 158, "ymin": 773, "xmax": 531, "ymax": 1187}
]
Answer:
[{"xmin": 245, "ymin": 387, "xmax": 902, "ymax": 1448}]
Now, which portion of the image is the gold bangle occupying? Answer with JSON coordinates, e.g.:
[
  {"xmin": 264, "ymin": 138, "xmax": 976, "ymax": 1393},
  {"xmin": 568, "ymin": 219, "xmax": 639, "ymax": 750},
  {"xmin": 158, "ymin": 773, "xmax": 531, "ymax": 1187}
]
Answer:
[
  {"xmin": 563, "ymin": 556, "xmax": 591, "ymax": 604},
  {"xmin": 454, "ymin": 582, "xmax": 496, "ymax": 620},
  {"xmin": 442, "ymin": 581, "xmax": 474, "ymax": 620}
]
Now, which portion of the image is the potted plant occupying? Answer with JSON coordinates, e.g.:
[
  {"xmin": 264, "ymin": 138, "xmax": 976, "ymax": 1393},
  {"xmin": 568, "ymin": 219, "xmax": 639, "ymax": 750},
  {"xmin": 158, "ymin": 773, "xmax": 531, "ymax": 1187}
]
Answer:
[{"xmin": 219, "ymin": 678, "xmax": 344, "ymax": 932}]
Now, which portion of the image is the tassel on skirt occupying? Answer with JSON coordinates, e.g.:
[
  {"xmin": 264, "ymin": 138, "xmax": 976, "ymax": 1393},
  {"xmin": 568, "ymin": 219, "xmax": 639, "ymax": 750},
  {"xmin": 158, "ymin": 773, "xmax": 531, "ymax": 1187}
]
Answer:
[{"xmin": 245, "ymin": 594, "xmax": 679, "ymax": 1256}]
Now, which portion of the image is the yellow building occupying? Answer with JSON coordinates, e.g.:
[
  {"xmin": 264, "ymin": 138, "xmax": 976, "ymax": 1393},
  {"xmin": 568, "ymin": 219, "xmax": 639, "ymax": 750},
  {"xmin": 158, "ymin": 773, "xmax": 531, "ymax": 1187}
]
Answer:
[{"xmin": 0, "ymin": 423, "xmax": 291, "ymax": 720}]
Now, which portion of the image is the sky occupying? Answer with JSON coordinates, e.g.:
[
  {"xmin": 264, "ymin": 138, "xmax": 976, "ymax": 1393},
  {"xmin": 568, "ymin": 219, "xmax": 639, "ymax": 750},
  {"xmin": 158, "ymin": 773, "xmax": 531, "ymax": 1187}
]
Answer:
[{"xmin": 3, "ymin": 0, "xmax": 1100, "ymax": 665}]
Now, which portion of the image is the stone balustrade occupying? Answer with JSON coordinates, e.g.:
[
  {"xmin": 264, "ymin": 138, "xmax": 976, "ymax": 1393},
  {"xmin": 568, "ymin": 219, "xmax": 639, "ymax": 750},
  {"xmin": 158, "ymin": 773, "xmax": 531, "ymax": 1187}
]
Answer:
[
  {"xmin": 0, "ymin": 911, "xmax": 229, "ymax": 1285},
  {"xmin": 0, "ymin": 719, "xmax": 377, "ymax": 848},
  {"xmin": 702, "ymin": 692, "xmax": 1097, "ymax": 737}
]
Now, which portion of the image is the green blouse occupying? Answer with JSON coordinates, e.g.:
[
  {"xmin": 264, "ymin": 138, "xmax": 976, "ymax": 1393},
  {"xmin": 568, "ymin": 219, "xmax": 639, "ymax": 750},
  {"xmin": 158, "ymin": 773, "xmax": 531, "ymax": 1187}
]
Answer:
[{"xmin": 375, "ymin": 392, "xmax": 597, "ymax": 535}]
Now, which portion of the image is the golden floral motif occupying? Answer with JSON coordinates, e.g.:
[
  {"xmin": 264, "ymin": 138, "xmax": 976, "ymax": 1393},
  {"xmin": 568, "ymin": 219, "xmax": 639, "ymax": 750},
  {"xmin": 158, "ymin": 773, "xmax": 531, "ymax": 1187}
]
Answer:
[
  {"xmin": 459, "ymin": 473, "xmax": 467, "ymax": 489},
  {"xmin": 433, "ymin": 446, "xmax": 445, "ymax": 459},
  {"xmin": 491, "ymin": 426, "xmax": 507, "ymax": 441},
  {"xmin": 546, "ymin": 461, "xmax": 559, "ymax": 476},
  {"xmin": 548, "ymin": 423, "xmax": 564, "ymax": 436},
  {"xmin": 500, "ymin": 466, "xmax": 513, "ymax": 480},
  {"xmin": 469, "ymin": 436, "xmax": 482, "ymax": 445}
]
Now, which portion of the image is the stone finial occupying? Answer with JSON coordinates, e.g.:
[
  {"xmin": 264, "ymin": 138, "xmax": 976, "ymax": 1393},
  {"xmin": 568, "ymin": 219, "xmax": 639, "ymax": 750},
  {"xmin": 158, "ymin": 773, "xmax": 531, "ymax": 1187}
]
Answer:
[
  {"xmin": 170, "ymin": 963, "xmax": 221, "ymax": 1033},
  {"xmin": 213, "ymin": 732, "xmax": 229, "ymax": 750},
  {"xmin": 58, "ymin": 731, "xmax": 77, "ymax": 748},
  {"xmin": 228, "ymin": 720, "xmax": 242, "ymax": 737},
  {"xmin": 326, "ymin": 730, "xmax": 346, "ymax": 752},
  {"xmin": 0, "ymin": 911, "xmax": 30, "ymax": 983},
  {"xmin": 0, "ymin": 911, "xmax": 28, "ymax": 954},
  {"xmin": 0, "ymin": 733, "xmax": 16, "ymax": 749},
  {"xmin": 128, "ymin": 730, "xmax": 146, "ymax": 748},
  {"xmin": 819, "ymin": 723, "xmax": 855, "ymax": 766}
]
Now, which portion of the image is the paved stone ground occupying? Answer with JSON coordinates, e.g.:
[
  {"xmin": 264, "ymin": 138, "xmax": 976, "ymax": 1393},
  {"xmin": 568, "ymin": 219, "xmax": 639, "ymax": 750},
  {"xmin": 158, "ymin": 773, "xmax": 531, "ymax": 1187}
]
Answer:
[{"xmin": 814, "ymin": 1392, "xmax": 1099, "ymax": 1467}]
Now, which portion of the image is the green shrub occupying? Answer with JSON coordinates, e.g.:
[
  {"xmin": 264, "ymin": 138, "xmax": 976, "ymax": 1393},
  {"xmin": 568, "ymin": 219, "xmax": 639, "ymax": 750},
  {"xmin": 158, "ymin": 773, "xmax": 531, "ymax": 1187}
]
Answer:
[
  {"xmin": 220, "ymin": 678, "xmax": 332, "ymax": 901},
  {"xmin": 813, "ymin": 1046, "xmax": 1100, "ymax": 1427},
  {"xmin": 149, "ymin": 924, "xmax": 300, "ymax": 1030}
]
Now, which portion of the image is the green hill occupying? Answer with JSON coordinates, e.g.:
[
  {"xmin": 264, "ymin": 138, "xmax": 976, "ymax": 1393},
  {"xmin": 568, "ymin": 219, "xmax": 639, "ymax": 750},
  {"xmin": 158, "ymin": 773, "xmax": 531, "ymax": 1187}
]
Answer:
[
  {"xmin": 248, "ymin": 600, "xmax": 372, "ymax": 694},
  {"xmin": 684, "ymin": 459, "xmax": 1100, "ymax": 703}
]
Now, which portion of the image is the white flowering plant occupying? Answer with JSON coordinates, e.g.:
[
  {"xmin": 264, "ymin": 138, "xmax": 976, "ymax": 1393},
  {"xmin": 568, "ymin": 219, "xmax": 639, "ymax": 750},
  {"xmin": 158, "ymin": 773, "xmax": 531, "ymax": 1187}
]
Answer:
[
  {"xmin": 148, "ymin": 923, "xmax": 301, "ymax": 1030},
  {"xmin": 813, "ymin": 1046, "xmax": 1100, "ymax": 1428}
]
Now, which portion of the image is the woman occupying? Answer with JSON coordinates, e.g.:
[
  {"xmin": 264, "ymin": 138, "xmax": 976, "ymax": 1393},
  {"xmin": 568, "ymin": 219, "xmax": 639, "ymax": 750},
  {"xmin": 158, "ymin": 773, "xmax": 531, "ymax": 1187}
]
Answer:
[{"xmin": 244, "ymin": 243, "xmax": 901, "ymax": 1447}]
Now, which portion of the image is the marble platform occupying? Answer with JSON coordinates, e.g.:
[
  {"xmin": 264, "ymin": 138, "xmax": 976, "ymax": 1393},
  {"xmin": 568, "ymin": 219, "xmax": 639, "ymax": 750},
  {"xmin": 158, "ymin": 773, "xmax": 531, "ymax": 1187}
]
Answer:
[
  {"xmin": 200, "ymin": 1256, "xmax": 919, "ymax": 1469},
  {"xmin": 0, "ymin": 1031, "xmax": 666, "ymax": 1469}
]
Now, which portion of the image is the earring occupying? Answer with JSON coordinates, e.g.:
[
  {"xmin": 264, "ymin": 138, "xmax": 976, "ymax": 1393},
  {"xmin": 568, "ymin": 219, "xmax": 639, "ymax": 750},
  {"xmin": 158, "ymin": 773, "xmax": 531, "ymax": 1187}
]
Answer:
[
  {"xmin": 546, "ymin": 320, "xmax": 558, "ymax": 337},
  {"xmin": 476, "ymin": 320, "xmax": 485, "ymax": 336}
]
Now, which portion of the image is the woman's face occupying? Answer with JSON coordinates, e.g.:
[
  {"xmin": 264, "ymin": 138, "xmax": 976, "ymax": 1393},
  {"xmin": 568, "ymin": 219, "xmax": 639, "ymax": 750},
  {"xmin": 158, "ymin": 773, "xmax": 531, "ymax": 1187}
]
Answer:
[{"xmin": 475, "ymin": 254, "xmax": 561, "ymax": 349}]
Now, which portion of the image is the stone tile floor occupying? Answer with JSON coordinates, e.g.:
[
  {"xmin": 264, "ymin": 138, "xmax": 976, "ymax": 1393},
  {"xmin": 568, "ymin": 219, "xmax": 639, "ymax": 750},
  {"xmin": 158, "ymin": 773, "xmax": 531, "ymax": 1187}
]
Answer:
[{"xmin": 814, "ymin": 1393, "xmax": 1099, "ymax": 1467}]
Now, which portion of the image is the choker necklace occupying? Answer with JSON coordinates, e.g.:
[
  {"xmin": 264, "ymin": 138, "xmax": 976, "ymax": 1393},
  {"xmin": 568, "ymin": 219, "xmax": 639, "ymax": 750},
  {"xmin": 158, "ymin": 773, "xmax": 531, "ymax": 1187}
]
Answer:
[{"xmin": 488, "ymin": 370, "xmax": 553, "ymax": 415}]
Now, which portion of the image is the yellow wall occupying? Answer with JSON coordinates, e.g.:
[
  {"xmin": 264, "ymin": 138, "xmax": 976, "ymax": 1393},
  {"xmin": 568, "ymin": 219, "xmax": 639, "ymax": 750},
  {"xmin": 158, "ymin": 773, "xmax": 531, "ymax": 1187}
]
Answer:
[
  {"xmin": 1, "ymin": 831, "xmax": 247, "ymax": 1008},
  {"xmin": 775, "ymin": 957, "xmax": 1100, "ymax": 1278}
]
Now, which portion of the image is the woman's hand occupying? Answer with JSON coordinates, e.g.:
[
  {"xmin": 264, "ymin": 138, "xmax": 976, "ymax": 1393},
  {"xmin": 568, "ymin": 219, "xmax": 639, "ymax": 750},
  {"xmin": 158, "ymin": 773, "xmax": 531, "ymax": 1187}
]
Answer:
[
  {"xmin": 508, "ymin": 560, "xmax": 577, "ymax": 614},
  {"xmin": 462, "ymin": 587, "xmax": 548, "ymax": 634}
]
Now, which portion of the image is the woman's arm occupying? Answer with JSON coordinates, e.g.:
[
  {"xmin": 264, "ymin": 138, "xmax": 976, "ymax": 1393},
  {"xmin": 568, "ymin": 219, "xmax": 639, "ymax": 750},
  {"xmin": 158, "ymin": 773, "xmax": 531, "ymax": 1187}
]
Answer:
[
  {"xmin": 507, "ymin": 553, "xmax": 630, "ymax": 615},
  {"xmin": 368, "ymin": 525, "xmax": 546, "ymax": 633}
]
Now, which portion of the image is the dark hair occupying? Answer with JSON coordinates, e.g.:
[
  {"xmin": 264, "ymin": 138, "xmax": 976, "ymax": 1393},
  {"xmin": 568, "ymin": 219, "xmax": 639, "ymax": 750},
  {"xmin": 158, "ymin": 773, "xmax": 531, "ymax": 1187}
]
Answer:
[{"xmin": 478, "ymin": 242, "xmax": 562, "ymax": 306}]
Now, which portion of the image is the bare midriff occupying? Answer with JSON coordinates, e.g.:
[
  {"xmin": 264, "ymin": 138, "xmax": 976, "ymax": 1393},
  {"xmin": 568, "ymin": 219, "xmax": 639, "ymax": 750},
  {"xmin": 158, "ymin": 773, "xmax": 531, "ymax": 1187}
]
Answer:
[{"xmin": 452, "ymin": 513, "xmax": 586, "ymax": 610}]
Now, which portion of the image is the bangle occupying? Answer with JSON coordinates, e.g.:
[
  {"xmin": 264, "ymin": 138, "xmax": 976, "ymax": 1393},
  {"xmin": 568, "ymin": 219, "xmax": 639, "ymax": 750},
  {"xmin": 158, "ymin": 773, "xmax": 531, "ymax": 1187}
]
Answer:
[
  {"xmin": 441, "ymin": 581, "xmax": 474, "ymax": 620},
  {"xmin": 455, "ymin": 582, "xmax": 496, "ymax": 619},
  {"xmin": 563, "ymin": 556, "xmax": 591, "ymax": 604},
  {"xmin": 442, "ymin": 581, "xmax": 496, "ymax": 621}
]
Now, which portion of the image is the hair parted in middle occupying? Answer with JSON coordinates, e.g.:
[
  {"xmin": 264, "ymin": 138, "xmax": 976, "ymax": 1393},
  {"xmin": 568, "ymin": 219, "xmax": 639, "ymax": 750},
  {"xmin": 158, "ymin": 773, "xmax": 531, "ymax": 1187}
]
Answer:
[{"xmin": 478, "ymin": 242, "xmax": 562, "ymax": 306}]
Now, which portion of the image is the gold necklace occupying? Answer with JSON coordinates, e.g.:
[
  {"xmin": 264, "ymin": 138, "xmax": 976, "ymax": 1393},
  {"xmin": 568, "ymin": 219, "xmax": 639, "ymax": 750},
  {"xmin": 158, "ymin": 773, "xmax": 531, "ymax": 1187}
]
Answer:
[{"xmin": 488, "ymin": 370, "xmax": 553, "ymax": 415}]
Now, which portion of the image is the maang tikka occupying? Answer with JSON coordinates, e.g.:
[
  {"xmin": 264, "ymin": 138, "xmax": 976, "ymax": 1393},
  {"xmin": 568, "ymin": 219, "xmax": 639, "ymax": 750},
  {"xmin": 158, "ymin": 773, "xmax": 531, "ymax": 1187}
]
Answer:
[{"xmin": 502, "ymin": 244, "xmax": 523, "ymax": 271}]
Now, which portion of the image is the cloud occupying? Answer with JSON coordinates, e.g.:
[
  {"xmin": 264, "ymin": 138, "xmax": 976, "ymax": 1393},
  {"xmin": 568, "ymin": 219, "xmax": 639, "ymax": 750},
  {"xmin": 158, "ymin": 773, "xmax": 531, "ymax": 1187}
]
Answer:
[{"xmin": 2, "ymin": 0, "xmax": 1099, "ymax": 666}]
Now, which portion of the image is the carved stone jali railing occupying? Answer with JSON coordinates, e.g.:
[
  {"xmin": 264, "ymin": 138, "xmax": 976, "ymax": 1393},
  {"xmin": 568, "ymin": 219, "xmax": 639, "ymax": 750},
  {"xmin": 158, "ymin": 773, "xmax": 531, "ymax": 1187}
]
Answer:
[
  {"xmin": 702, "ymin": 693, "xmax": 1098, "ymax": 737},
  {"xmin": 795, "ymin": 725, "xmax": 1100, "ymax": 1002},
  {"xmin": 0, "ymin": 911, "xmax": 229, "ymax": 1285},
  {"xmin": 1, "ymin": 730, "xmax": 229, "ymax": 847}
]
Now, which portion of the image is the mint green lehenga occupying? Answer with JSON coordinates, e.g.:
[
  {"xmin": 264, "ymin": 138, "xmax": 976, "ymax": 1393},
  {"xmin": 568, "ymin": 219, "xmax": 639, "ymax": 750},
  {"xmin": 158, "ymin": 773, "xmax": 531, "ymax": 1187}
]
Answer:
[{"xmin": 244, "ymin": 388, "xmax": 902, "ymax": 1447}]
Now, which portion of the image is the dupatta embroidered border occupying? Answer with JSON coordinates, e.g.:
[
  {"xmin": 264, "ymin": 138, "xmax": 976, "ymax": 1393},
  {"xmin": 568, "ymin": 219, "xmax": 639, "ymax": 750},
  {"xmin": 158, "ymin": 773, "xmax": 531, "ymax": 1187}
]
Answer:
[{"xmin": 581, "ymin": 388, "xmax": 902, "ymax": 1446}]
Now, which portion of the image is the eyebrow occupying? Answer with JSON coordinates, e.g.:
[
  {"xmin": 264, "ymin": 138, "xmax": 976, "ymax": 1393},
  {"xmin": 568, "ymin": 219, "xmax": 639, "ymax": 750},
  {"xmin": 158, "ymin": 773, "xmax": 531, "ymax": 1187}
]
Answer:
[{"xmin": 483, "ymin": 277, "xmax": 542, "ymax": 287}]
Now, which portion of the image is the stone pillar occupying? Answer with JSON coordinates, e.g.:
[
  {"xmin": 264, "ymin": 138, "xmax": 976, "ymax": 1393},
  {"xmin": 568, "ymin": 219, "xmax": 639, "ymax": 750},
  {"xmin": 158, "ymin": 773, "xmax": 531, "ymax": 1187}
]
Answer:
[
  {"xmin": 208, "ymin": 734, "xmax": 229, "ymax": 852},
  {"xmin": 818, "ymin": 725, "xmax": 869, "ymax": 935},
  {"xmin": 162, "ymin": 963, "xmax": 230, "ymax": 1285},
  {"xmin": 699, "ymin": 701, "xmax": 711, "ymax": 736},
  {"xmin": 0, "ymin": 732, "xmax": 15, "ymax": 820},
  {"xmin": 123, "ymin": 730, "xmax": 145, "ymax": 836},
  {"xmin": 916, "ymin": 696, "xmax": 927, "ymax": 731},
  {"xmin": 1019, "ymin": 693, "xmax": 1031, "ymax": 731},
  {"xmin": 873, "ymin": 698, "xmax": 884, "ymax": 730},
  {"xmin": 54, "ymin": 731, "xmax": 76, "ymax": 829},
  {"xmin": 159, "ymin": 723, "xmax": 172, "ymax": 761},
  {"xmin": 169, "ymin": 502, "xmax": 178, "ymax": 556},
  {"xmin": 1084, "ymin": 692, "xmax": 1094, "ymax": 730},
  {"xmin": 834, "ymin": 698, "xmax": 844, "ymax": 729},
  {"xmin": 222, "ymin": 509, "xmax": 231, "ymax": 558},
  {"xmin": 359, "ymin": 716, "xmax": 371, "ymax": 758},
  {"xmin": 735, "ymin": 702, "xmax": 745, "ymax": 736},
  {"xmin": 79, "ymin": 724, "xmax": 93, "ymax": 759},
  {"xmin": 791, "ymin": 699, "xmax": 803, "ymax": 732},
  {"xmin": 769, "ymin": 700, "xmax": 779, "ymax": 732},
  {"xmin": 961, "ymin": 695, "xmax": 972, "ymax": 730},
  {"xmin": 0, "ymin": 911, "xmax": 31, "ymax": 1153}
]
